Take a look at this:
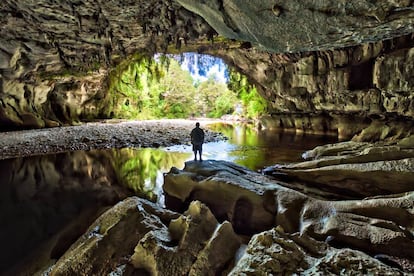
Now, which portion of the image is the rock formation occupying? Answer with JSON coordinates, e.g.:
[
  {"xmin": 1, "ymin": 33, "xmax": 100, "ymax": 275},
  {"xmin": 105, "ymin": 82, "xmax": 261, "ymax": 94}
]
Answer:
[
  {"xmin": 178, "ymin": 0, "xmax": 414, "ymax": 53},
  {"xmin": 0, "ymin": 0, "xmax": 215, "ymax": 128},
  {"xmin": 164, "ymin": 160, "xmax": 414, "ymax": 274},
  {"xmin": 264, "ymin": 135, "xmax": 414, "ymax": 198},
  {"xmin": 1, "ymin": 0, "xmax": 413, "ymax": 139},
  {"xmin": 1, "ymin": 0, "xmax": 414, "ymax": 275},
  {"xmin": 19, "ymin": 158, "xmax": 411, "ymax": 275},
  {"xmin": 230, "ymin": 227, "xmax": 402, "ymax": 275},
  {"xmin": 11, "ymin": 196, "xmax": 242, "ymax": 275}
]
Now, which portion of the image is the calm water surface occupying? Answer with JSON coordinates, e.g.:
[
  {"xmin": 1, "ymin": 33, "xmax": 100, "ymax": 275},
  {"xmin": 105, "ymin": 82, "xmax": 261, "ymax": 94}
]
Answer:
[{"xmin": 0, "ymin": 123, "xmax": 337, "ymax": 273}]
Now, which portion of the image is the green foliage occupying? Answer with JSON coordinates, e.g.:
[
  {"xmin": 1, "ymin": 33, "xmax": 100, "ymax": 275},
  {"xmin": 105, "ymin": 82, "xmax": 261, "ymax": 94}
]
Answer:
[
  {"xmin": 108, "ymin": 54, "xmax": 267, "ymax": 120},
  {"xmin": 110, "ymin": 148, "xmax": 190, "ymax": 201},
  {"xmin": 156, "ymin": 60, "xmax": 197, "ymax": 118},
  {"xmin": 228, "ymin": 69, "xmax": 267, "ymax": 119}
]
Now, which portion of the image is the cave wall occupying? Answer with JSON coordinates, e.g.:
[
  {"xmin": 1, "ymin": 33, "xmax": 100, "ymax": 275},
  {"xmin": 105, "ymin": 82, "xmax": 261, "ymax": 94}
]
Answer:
[
  {"xmin": 212, "ymin": 35, "xmax": 414, "ymax": 141},
  {"xmin": 0, "ymin": 0, "xmax": 215, "ymax": 128},
  {"xmin": 0, "ymin": 0, "xmax": 413, "ymax": 140}
]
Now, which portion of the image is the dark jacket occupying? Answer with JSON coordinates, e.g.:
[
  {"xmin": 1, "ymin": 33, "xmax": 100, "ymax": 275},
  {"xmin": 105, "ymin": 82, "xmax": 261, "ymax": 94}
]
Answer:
[{"xmin": 190, "ymin": 127, "xmax": 205, "ymax": 145}]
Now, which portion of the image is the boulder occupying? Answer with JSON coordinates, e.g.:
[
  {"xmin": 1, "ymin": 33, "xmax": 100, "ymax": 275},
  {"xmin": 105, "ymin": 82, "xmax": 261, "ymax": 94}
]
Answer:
[
  {"xmin": 164, "ymin": 159, "xmax": 414, "ymax": 272},
  {"xmin": 48, "ymin": 197, "xmax": 180, "ymax": 275},
  {"xmin": 230, "ymin": 227, "xmax": 402, "ymax": 275},
  {"xmin": 131, "ymin": 200, "xmax": 241, "ymax": 275},
  {"xmin": 264, "ymin": 138, "xmax": 414, "ymax": 197}
]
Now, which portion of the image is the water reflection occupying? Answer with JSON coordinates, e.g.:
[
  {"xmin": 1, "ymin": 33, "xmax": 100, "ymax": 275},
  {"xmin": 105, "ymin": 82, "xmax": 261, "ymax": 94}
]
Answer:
[
  {"xmin": 0, "ymin": 151, "xmax": 132, "ymax": 273},
  {"xmin": 0, "ymin": 148, "xmax": 191, "ymax": 273},
  {"xmin": 0, "ymin": 123, "xmax": 336, "ymax": 273},
  {"xmin": 169, "ymin": 123, "xmax": 338, "ymax": 171},
  {"xmin": 107, "ymin": 148, "xmax": 191, "ymax": 204}
]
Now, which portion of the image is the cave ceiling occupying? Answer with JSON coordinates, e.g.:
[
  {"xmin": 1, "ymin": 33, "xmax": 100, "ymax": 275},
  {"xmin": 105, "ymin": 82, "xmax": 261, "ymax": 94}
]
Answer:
[
  {"xmin": 178, "ymin": 0, "xmax": 414, "ymax": 52},
  {"xmin": 0, "ymin": 0, "xmax": 413, "ymax": 131},
  {"xmin": 2, "ymin": 0, "xmax": 414, "ymax": 72}
]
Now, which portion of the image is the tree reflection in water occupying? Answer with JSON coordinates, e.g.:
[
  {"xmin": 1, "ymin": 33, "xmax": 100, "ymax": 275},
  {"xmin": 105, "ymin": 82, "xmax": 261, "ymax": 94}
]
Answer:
[
  {"xmin": 0, "ymin": 148, "xmax": 191, "ymax": 273},
  {"xmin": 0, "ymin": 124, "xmax": 336, "ymax": 273},
  {"xmin": 108, "ymin": 148, "xmax": 191, "ymax": 204}
]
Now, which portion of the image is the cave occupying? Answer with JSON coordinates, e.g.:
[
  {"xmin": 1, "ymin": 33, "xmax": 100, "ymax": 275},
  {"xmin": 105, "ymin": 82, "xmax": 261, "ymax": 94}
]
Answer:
[{"xmin": 0, "ymin": 0, "xmax": 413, "ymax": 275}]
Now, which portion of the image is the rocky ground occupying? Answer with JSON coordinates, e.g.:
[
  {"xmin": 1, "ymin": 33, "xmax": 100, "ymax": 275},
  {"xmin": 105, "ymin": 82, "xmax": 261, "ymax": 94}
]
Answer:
[{"xmin": 0, "ymin": 119, "xmax": 225, "ymax": 160}]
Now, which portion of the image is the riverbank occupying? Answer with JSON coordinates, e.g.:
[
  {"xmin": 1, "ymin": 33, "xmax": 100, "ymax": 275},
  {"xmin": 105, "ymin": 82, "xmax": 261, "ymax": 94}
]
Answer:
[{"xmin": 0, "ymin": 119, "xmax": 226, "ymax": 160}]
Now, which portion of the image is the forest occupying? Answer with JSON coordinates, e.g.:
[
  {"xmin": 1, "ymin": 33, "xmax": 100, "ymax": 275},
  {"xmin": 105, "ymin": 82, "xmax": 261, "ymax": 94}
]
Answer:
[{"xmin": 107, "ymin": 54, "xmax": 268, "ymax": 120}]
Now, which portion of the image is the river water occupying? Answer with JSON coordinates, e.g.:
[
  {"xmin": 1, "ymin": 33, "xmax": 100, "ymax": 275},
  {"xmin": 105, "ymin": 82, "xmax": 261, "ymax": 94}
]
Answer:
[{"xmin": 0, "ymin": 123, "xmax": 337, "ymax": 273}]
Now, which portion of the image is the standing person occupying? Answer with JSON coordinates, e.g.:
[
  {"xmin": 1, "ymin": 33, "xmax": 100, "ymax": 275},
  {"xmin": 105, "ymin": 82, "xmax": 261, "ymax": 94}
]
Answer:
[{"xmin": 190, "ymin": 122, "xmax": 205, "ymax": 161}]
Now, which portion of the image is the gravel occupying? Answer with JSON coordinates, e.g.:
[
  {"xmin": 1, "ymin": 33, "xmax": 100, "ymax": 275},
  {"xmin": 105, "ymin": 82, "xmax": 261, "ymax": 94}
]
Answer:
[{"xmin": 0, "ymin": 119, "xmax": 226, "ymax": 160}]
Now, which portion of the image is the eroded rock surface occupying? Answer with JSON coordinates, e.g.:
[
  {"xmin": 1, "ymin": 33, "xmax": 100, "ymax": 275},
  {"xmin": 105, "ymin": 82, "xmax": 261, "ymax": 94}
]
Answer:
[
  {"xmin": 164, "ymin": 159, "xmax": 414, "ymax": 273},
  {"xmin": 230, "ymin": 227, "xmax": 402, "ymax": 275},
  {"xmin": 131, "ymin": 200, "xmax": 240, "ymax": 275},
  {"xmin": 0, "ymin": 0, "xmax": 215, "ymax": 128},
  {"xmin": 1, "ymin": 0, "xmax": 413, "ymax": 140},
  {"xmin": 264, "ymin": 135, "xmax": 414, "ymax": 198},
  {"xmin": 179, "ymin": 0, "xmax": 414, "ymax": 52},
  {"xmin": 13, "ymin": 197, "xmax": 241, "ymax": 276},
  {"xmin": 212, "ymin": 37, "xmax": 414, "ymax": 141},
  {"xmin": 7, "ymin": 155, "xmax": 411, "ymax": 275}
]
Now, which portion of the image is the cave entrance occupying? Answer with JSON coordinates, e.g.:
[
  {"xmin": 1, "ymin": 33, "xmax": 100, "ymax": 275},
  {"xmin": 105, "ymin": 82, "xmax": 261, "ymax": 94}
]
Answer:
[{"xmin": 107, "ymin": 53, "xmax": 267, "ymax": 120}]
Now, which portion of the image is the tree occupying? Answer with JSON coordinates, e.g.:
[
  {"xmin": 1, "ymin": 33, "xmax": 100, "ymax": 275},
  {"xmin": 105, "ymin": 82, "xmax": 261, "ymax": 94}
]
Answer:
[{"xmin": 156, "ymin": 60, "xmax": 197, "ymax": 118}]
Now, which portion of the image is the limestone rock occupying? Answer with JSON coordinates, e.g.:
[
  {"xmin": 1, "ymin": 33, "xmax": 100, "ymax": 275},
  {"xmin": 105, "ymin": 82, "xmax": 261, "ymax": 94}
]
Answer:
[
  {"xmin": 179, "ymin": 0, "xmax": 414, "ymax": 52},
  {"xmin": 130, "ymin": 200, "xmax": 241, "ymax": 275},
  {"xmin": 48, "ymin": 196, "xmax": 180, "ymax": 275},
  {"xmin": 212, "ymin": 38, "xmax": 414, "ymax": 141},
  {"xmin": 265, "ymin": 139, "xmax": 414, "ymax": 197},
  {"xmin": 0, "ymin": 0, "xmax": 215, "ymax": 129},
  {"xmin": 164, "ymin": 160, "xmax": 414, "ymax": 272},
  {"xmin": 1, "ymin": 0, "xmax": 413, "ymax": 140},
  {"xmin": 230, "ymin": 227, "xmax": 402, "ymax": 275},
  {"xmin": 164, "ymin": 160, "xmax": 278, "ymax": 234},
  {"xmin": 35, "ymin": 197, "xmax": 240, "ymax": 276}
]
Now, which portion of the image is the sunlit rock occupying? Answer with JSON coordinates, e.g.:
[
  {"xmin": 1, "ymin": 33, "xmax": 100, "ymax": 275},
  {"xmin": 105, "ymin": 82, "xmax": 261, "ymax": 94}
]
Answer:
[
  {"xmin": 164, "ymin": 160, "xmax": 277, "ymax": 234},
  {"xmin": 265, "ymin": 138, "xmax": 414, "ymax": 197},
  {"xmin": 48, "ymin": 196, "xmax": 180, "ymax": 275},
  {"xmin": 131, "ymin": 200, "xmax": 240, "ymax": 275},
  {"xmin": 164, "ymin": 160, "xmax": 414, "ymax": 272},
  {"xmin": 230, "ymin": 227, "xmax": 402, "ymax": 275}
]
